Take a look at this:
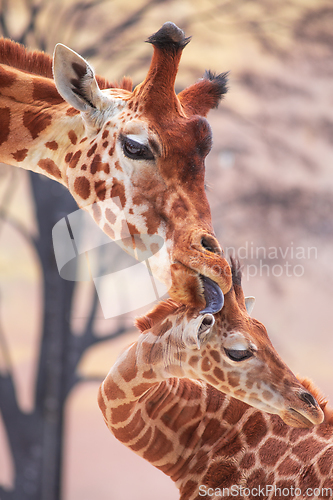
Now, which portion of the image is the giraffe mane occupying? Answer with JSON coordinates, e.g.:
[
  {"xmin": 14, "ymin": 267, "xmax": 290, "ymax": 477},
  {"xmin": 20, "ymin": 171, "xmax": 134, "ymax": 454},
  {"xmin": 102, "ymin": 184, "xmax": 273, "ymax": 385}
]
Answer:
[
  {"xmin": 298, "ymin": 376, "xmax": 333, "ymax": 425},
  {"xmin": 135, "ymin": 299, "xmax": 181, "ymax": 333},
  {"xmin": 0, "ymin": 38, "xmax": 132, "ymax": 91}
]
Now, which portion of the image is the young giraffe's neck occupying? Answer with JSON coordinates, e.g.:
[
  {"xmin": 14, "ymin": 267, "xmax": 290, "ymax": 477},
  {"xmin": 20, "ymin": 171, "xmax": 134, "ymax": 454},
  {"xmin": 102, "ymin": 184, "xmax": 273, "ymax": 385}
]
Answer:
[{"xmin": 100, "ymin": 355, "xmax": 333, "ymax": 500}]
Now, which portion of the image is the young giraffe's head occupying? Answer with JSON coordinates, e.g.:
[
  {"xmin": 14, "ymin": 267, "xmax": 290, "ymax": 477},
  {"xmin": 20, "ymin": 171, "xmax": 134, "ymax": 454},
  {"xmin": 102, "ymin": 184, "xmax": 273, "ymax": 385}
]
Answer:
[
  {"xmin": 52, "ymin": 22, "xmax": 232, "ymax": 310},
  {"xmin": 136, "ymin": 260, "xmax": 324, "ymax": 428}
]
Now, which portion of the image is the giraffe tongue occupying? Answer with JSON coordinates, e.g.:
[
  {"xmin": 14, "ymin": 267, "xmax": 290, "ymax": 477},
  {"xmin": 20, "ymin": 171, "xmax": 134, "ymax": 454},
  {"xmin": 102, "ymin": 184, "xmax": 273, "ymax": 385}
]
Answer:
[{"xmin": 199, "ymin": 275, "xmax": 224, "ymax": 315}]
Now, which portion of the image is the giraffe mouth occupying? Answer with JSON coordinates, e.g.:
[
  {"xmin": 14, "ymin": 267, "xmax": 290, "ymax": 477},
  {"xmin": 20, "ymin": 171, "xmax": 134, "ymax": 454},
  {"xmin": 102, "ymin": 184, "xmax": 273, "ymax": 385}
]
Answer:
[
  {"xmin": 282, "ymin": 407, "xmax": 324, "ymax": 428},
  {"xmin": 199, "ymin": 275, "xmax": 224, "ymax": 314}
]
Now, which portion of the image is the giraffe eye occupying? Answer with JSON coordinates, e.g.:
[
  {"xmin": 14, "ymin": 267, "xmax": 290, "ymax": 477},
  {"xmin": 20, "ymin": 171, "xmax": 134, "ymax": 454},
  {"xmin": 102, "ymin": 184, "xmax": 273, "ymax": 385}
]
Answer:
[
  {"xmin": 121, "ymin": 136, "xmax": 154, "ymax": 161},
  {"xmin": 224, "ymin": 348, "xmax": 253, "ymax": 362}
]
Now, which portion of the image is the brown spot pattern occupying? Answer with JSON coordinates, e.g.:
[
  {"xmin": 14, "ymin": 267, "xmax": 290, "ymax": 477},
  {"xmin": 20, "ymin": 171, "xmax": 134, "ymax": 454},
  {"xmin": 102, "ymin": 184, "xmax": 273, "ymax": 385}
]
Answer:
[
  {"xmin": 296, "ymin": 464, "xmax": 320, "ymax": 489},
  {"xmin": 111, "ymin": 402, "xmax": 135, "ymax": 425},
  {"xmin": 143, "ymin": 427, "xmax": 173, "ymax": 463},
  {"xmin": 259, "ymin": 437, "xmax": 288, "ymax": 466},
  {"xmin": 38, "ymin": 158, "xmax": 62, "ymax": 179},
  {"xmin": 168, "ymin": 405, "xmax": 202, "ymax": 432},
  {"xmin": 65, "ymin": 152, "xmax": 73, "ymax": 163},
  {"xmin": 74, "ymin": 176, "xmax": 90, "ymax": 200},
  {"xmin": 103, "ymin": 379, "xmax": 126, "ymax": 400},
  {"xmin": 132, "ymin": 383, "xmax": 153, "ymax": 398},
  {"xmin": 227, "ymin": 371, "xmax": 240, "ymax": 387},
  {"xmin": 32, "ymin": 79, "xmax": 63, "ymax": 105},
  {"xmin": 129, "ymin": 427, "xmax": 152, "ymax": 452},
  {"xmin": 317, "ymin": 446, "xmax": 333, "ymax": 476},
  {"xmin": 103, "ymin": 223, "xmax": 115, "ymax": 239},
  {"xmin": 213, "ymin": 366, "xmax": 225, "ymax": 382},
  {"xmin": 292, "ymin": 437, "xmax": 326, "ymax": 462},
  {"xmin": 118, "ymin": 345, "xmax": 137, "ymax": 382},
  {"xmin": 111, "ymin": 180, "xmax": 126, "ymax": 208},
  {"xmin": 242, "ymin": 412, "xmax": 268, "ymax": 448},
  {"xmin": 179, "ymin": 480, "xmax": 197, "ymax": 499},
  {"xmin": 201, "ymin": 357, "xmax": 212, "ymax": 372},
  {"xmin": 210, "ymin": 350, "xmax": 221, "ymax": 363},
  {"xmin": 223, "ymin": 398, "xmax": 248, "ymax": 425},
  {"xmin": 45, "ymin": 141, "xmax": 58, "ymax": 150},
  {"xmin": 141, "ymin": 341, "xmax": 163, "ymax": 364},
  {"xmin": 66, "ymin": 107, "xmax": 80, "ymax": 116},
  {"xmin": 90, "ymin": 154, "xmax": 110, "ymax": 174},
  {"xmin": 112, "ymin": 410, "xmax": 145, "ymax": 443},
  {"xmin": 68, "ymin": 130, "xmax": 77, "ymax": 145},
  {"xmin": 0, "ymin": 107, "xmax": 10, "ymax": 146},
  {"xmin": 203, "ymin": 461, "xmax": 241, "ymax": 488},
  {"xmin": 277, "ymin": 456, "xmax": 301, "ymax": 476},
  {"xmin": 142, "ymin": 369, "xmax": 155, "ymax": 379},
  {"xmin": 179, "ymin": 423, "xmax": 199, "ymax": 447},
  {"xmin": 105, "ymin": 208, "xmax": 117, "ymax": 225},
  {"xmin": 0, "ymin": 67, "xmax": 16, "ymax": 87},
  {"xmin": 12, "ymin": 148, "xmax": 28, "ymax": 162},
  {"xmin": 92, "ymin": 203, "xmax": 102, "ymax": 223},
  {"xmin": 150, "ymin": 242, "xmax": 160, "ymax": 255},
  {"xmin": 69, "ymin": 150, "xmax": 81, "ymax": 169},
  {"xmin": 23, "ymin": 110, "xmax": 52, "ymax": 139},
  {"xmin": 95, "ymin": 180, "xmax": 106, "ymax": 201},
  {"xmin": 271, "ymin": 415, "xmax": 289, "ymax": 437},
  {"xmin": 87, "ymin": 143, "xmax": 97, "ymax": 157},
  {"xmin": 201, "ymin": 418, "xmax": 223, "ymax": 446},
  {"xmin": 240, "ymin": 452, "xmax": 256, "ymax": 470}
]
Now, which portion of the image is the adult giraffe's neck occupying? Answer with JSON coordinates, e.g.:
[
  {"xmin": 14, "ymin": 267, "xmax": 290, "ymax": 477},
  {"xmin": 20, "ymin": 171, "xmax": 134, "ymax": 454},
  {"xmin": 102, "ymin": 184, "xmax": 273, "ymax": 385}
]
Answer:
[{"xmin": 0, "ymin": 62, "xmax": 84, "ymax": 186}]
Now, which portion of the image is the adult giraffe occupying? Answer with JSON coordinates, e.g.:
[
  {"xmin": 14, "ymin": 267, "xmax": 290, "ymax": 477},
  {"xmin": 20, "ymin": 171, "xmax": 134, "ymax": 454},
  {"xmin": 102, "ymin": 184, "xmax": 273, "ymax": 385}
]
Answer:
[
  {"xmin": 99, "ymin": 261, "xmax": 332, "ymax": 499},
  {"xmin": 0, "ymin": 22, "xmax": 232, "ymax": 311}
]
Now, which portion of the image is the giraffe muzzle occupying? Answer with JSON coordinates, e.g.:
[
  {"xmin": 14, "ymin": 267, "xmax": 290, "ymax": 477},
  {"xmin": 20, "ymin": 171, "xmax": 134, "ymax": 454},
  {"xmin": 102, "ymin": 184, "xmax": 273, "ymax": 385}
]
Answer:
[{"xmin": 282, "ymin": 390, "xmax": 324, "ymax": 428}]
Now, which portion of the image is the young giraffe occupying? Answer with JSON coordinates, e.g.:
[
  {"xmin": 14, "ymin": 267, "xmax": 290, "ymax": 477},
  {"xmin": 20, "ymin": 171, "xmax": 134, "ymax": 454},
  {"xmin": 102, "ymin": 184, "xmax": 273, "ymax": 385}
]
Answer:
[
  {"xmin": 0, "ymin": 22, "xmax": 232, "ymax": 310},
  {"xmin": 98, "ymin": 262, "xmax": 332, "ymax": 500}
]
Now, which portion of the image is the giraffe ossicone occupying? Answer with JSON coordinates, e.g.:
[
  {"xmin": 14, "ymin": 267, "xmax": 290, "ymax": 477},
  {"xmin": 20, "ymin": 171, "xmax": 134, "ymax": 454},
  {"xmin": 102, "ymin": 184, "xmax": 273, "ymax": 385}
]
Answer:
[
  {"xmin": 0, "ymin": 22, "xmax": 233, "ymax": 312},
  {"xmin": 99, "ymin": 261, "xmax": 332, "ymax": 498}
]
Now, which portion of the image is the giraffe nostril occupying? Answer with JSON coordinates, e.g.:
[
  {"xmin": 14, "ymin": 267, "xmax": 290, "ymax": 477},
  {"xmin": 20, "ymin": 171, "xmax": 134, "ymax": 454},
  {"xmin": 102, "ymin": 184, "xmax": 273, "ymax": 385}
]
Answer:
[
  {"xmin": 299, "ymin": 391, "xmax": 318, "ymax": 408},
  {"xmin": 201, "ymin": 236, "xmax": 221, "ymax": 255}
]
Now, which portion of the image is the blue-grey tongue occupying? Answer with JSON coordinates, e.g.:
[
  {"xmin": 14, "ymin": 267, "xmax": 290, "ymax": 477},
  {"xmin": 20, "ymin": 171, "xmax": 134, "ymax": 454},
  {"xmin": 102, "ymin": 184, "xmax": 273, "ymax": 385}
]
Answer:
[{"xmin": 199, "ymin": 275, "xmax": 224, "ymax": 314}]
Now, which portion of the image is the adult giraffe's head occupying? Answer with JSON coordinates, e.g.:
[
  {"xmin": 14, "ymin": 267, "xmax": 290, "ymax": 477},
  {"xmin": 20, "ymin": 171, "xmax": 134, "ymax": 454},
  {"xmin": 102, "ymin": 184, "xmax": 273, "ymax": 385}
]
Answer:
[{"xmin": 52, "ymin": 22, "xmax": 232, "ymax": 311}]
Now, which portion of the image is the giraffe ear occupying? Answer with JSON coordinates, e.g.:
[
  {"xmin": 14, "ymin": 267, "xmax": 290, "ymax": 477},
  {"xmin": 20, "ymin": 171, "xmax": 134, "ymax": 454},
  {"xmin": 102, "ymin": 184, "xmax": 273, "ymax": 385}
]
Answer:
[
  {"xmin": 183, "ymin": 314, "xmax": 215, "ymax": 350},
  {"xmin": 178, "ymin": 71, "xmax": 228, "ymax": 117},
  {"xmin": 53, "ymin": 44, "xmax": 110, "ymax": 113},
  {"xmin": 245, "ymin": 296, "xmax": 255, "ymax": 315}
]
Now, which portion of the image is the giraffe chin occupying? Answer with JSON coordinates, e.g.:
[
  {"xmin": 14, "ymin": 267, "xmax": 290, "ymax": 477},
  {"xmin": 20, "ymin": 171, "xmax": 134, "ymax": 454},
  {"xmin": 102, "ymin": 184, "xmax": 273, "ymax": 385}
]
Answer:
[{"xmin": 281, "ymin": 407, "xmax": 324, "ymax": 429}]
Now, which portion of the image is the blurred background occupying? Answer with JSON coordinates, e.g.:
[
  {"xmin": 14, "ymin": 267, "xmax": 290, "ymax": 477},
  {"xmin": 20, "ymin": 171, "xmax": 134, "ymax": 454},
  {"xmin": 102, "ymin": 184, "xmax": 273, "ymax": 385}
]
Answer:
[{"xmin": 0, "ymin": 0, "xmax": 332, "ymax": 499}]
